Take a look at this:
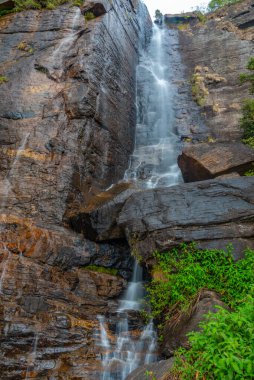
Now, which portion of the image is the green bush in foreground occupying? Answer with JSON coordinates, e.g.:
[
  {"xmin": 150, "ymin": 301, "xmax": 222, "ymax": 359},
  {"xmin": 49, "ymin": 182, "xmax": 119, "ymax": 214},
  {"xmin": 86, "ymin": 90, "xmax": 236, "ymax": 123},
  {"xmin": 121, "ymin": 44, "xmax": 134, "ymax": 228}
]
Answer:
[
  {"xmin": 171, "ymin": 294, "xmax": 254, "ymax": 380},
  {"xmin": 146, "ymin": 244, "xmax": 254, "ymax": 320}
]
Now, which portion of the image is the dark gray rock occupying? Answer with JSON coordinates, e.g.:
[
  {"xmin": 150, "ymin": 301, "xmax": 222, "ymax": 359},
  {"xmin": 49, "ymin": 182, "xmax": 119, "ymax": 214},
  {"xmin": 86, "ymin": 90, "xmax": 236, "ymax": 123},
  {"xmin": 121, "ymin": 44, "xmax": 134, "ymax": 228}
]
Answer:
[
  {"xmin": 118, "ymin": 178, "xmax": 254, "ymax": 260},
  {"xmin": 71, "ymin": 178, "xmax": 254, "ymax": 261}
]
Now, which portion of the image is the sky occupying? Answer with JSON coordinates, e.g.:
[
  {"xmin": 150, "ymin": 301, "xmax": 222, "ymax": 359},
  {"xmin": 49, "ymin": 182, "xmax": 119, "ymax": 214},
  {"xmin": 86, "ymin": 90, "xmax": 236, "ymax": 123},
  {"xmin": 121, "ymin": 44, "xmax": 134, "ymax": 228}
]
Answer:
[{"xmin": 143, "ymin": 0, "xmax": 209, "ymax": 17}]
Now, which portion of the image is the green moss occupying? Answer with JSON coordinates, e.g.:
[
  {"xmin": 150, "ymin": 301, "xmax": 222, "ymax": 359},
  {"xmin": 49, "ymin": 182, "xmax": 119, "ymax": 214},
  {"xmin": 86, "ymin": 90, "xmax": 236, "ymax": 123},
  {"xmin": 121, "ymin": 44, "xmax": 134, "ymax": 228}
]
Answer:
[
  {"xmin": 82, "ymin": 265, "xmax": 118, "ymax": 276},
  {"xmin": 190, "ymin": 74, "xmax": 207, "ymax": 106},
  {"xmin": 196, "ymin": 12, "xmax": 207, "ymax": 23},
  {"xmin": 0, "ymin": 76, "xmax": 8, "ymax": 84},
  {"xmin": 84, "ymin": 11, "xmax": 95, "ymax": 21},
  {"xmin": 0, "ymin": 8, "xmax": 14, "ymax": 17},
  {"xmin": 13, "ymin": 0, "xmax": 82, "ymax": 11},
  {"xmin": 244, "ymin": 164, "xmax": 254, "ymax": 176}
]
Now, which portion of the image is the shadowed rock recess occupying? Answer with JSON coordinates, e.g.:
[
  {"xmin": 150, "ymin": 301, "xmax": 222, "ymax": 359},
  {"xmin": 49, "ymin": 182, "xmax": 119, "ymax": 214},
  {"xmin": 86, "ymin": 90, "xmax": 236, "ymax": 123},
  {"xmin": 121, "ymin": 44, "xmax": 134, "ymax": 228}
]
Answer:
[{"xmin": 0, "ymin": 0, "xmax": 151, "ymax": 378}]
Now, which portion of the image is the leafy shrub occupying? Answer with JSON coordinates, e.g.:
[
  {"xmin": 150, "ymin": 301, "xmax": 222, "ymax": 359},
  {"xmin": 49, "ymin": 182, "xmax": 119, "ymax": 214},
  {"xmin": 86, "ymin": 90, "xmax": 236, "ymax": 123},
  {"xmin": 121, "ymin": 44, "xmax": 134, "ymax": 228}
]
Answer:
[
  {"xmin": 146, "ymin": 244, "xmax": 254, "ymax": 320},
  {"xmin": 171, "ymin": 294, "xmax": 254, "ymax": 380},
  {"xmin": 240, "ymin": 99, "xmax": 254, "ymax": 139}
]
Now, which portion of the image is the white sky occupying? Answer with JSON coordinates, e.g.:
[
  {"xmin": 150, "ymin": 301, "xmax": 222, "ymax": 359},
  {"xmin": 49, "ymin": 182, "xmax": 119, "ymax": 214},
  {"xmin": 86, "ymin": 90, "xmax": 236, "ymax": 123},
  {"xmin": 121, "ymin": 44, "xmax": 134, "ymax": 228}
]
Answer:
[{"xmin": 143, "ymin": 0, "xmax": 209, "ymax": 16}]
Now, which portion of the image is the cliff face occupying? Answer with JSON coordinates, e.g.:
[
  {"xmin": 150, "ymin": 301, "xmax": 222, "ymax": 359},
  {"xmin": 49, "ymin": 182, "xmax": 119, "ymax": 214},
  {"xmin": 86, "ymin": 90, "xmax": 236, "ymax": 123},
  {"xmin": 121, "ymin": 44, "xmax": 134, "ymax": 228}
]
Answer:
[
  {"xmin": 0, "ymin": 1, "xmax": 151, "ymax": 378},
  {"xmin": 176, "ymin": 0, "xmax": 254, "ymax": 142}
]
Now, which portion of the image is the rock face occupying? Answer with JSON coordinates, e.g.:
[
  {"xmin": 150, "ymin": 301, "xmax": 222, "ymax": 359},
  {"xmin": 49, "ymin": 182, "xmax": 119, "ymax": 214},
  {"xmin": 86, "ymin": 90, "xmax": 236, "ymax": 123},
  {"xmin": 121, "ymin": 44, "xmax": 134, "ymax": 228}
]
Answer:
[
  {"xmin": 0, "ymin": 1, "xmax": 151, "ymax": 378},
  {"xmin": 177, "ymin": 0, "xmax": 254, "ymax": 142},
  {"xmin": 178, "ymin": 142, "xmax": 254, "ymax": 182},
  {"xmin": 161, "ymin": 290, "xmax": 228, "ymax": 357},
  {"xmin": 70, "ymin": 178, "xmax": 254, "ymax": 261}
]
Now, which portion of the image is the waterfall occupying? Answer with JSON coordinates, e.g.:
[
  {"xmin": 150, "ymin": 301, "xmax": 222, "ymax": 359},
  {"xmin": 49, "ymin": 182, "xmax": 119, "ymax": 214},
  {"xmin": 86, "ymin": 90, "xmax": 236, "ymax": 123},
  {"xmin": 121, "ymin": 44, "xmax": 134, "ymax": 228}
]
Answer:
[
  {"xmin": 49, "ymin": 7, "xmax": 81, "ymax": 79},
  {"xmin": 96, "ymin": 262, "xmax": 157, "ymax": 380},
  {"xmin": 124, "ymin": 24, "xmax": 182, "ymax": 188},
  {"xmin": 96, "ymin": 23, "xmax": 183, "ymax": 379},
  {"xmin": 0, "ymin": 132, "xmax": 30, "ymax": 212}
]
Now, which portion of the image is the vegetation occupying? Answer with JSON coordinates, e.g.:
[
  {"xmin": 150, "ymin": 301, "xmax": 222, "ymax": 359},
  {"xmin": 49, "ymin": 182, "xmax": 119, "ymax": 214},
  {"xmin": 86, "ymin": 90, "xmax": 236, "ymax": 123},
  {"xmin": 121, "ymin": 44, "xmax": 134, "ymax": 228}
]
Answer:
[
  {"xmin": 13, "ymin": 0, "xmax": 83, "ymax": 11},
  {"xmin": 84, "ymin": 11, "xmax": 95, "ymax": 21},
  {"xmin": 154, "ymin": 9, "xmax": 163, "ymax": 24},
  {"xmin": 146, "ymin": 244, "xmax": 254, "ymax": 320},
  {"xmin": 240, "ymin": 99, "xmax": 254, "ymax": 140},
  {"xmin": 239, "ymin": 58, "xmax": 254, "ymax": 148},
  {"xmin": 244, "ymin": 165, "xmax": 254, "ymax": 176},
  {"xmin": 171, "ymin": 294, "xmax": 254, "ymax": 380},
  {"xmin": 240, "ymin": 57, "xmax": 254, "ymax": 94},
  {"xmin": 190, "ymin": 73, "xmax": 208, "ymax": 106},
  {"xmin": 0, "ymin": 76, "xmax": 8, "ymax": 84},
  {"xmin": 208, "ymin": 0, "xmax": 242, "ymax": 11},
  {"xmin": 82, "ymin": 265, "xmax": 118, "ymax": 276}
]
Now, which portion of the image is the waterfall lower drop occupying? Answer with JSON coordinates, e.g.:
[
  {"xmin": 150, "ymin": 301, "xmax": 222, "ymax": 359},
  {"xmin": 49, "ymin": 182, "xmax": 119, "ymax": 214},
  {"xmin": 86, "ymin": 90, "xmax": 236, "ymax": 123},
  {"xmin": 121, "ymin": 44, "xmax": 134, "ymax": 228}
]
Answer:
[
  {"xmin": 97, "ymin": 262, "xmax": 157, "ymax": 380},
  {"xmin": 124, "ymin": 24, "xmax": 182, "ymax": 188}
]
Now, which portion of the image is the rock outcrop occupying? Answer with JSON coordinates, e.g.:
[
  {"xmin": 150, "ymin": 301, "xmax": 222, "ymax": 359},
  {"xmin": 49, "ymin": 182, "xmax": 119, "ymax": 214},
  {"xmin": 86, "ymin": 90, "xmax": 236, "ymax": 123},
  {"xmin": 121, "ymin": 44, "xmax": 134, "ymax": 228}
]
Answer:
[
  {"xmin": 70, "ymin": 177, "xmax": 254, "ymax": 261},
  {"xmin": 126, "ymin": 358, "xmax": 174, "ymax": 380},
  {"xmin": 0, "ymin": 1, "xmax": 151, "ymax": 378},
  {"xmin": 178, "ymin": 142, "xmax": 254, "ymax": 182},
  {"xmin": 176, "ymin": 0, "xmax": 254, "ymax": 142},
  {"xmin": 161, "ymin": 290, "xmax": 228, "ymax": 357}
]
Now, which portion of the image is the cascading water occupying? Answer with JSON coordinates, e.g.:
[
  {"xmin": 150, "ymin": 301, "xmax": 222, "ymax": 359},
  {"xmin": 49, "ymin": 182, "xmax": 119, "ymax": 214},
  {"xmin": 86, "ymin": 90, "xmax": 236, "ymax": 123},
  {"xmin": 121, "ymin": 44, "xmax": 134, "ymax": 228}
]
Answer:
[
  {"xmin": 96, "ymin": 262, "xmax": 157, "ymax": 380},
  {"xmin": 125, "ymin": 24, "xmax": 182, "ymax": 188},
  {"xmin": 97, "ymin": 23, "xmax": 182, "ymax": 380}
]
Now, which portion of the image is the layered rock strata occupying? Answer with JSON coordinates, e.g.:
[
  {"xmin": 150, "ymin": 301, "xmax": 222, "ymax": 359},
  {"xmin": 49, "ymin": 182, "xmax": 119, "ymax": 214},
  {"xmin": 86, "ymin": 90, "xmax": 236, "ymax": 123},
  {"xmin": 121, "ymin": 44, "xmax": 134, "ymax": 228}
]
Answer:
[
  {"xmin": 0, "ymin": 1, "xmax": 151, "ymax": 378},
  {"xmin": 167, "ymin": 1, "xmax": 254, "ymax": 181},
  {"xmin": 70, "ymin": 177, "xmax": 254, "ymax": 261}
]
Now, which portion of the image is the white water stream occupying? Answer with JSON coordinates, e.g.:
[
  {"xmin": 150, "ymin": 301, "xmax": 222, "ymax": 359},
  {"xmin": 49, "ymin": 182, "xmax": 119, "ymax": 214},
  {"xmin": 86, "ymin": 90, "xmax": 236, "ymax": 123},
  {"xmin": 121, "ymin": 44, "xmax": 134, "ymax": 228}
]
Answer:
[
  {"xmin": 124, "ymin": 24, "xmax": 182, "ymax": 188},
  {"xmin": 97, "ymin": 24, "xmax": 183, "ymax": 379},
  {"xmin": 97, "ymin": 262, "xmax": 157, "ymax": 380}
]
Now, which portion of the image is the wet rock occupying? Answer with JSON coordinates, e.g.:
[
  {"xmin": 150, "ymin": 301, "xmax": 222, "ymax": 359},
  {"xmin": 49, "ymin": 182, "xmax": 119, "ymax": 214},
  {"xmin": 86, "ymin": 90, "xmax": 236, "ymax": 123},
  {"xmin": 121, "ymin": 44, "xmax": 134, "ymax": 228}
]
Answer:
[
  {"xmin": 118, "ymin": 178, "xmax": 254, "ymax": 260},
  {"xmin": 126, "ymin": 358, "xmax": 174, "ymax": 380},
  {"xmin": 161, "ymin": 290, "xmax": 228, "ymax": 357},
  {"xmin": 178, "ymin": 142, "xmax": 254, "ymax": 182},
  {"xmin": 0, "ymin": 1, "xmax": 151, "ymax": 378},
  {"xmin": 74, "ymin": 178, "xmax": 254, "ymax": 260}
]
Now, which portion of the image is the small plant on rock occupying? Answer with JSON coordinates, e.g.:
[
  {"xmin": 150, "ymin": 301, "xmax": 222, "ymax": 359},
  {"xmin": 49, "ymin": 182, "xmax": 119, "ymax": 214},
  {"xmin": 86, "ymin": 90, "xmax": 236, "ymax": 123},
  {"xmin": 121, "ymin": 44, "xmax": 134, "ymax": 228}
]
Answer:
[
  {"xmin": 0, "ymin": 76, "xmax": 8, "ymax": 84},
  {"xmin": 84, "ymin": 11, "xmax": 95, "ymax": 21}
]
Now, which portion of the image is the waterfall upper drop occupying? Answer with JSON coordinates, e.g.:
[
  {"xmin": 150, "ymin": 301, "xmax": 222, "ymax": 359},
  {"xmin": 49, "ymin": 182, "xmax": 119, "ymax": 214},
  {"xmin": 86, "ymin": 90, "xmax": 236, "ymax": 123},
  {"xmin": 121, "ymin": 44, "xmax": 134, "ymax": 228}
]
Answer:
[{"xmin": 125, "ymin": 24, "xmax": 182, "ymax": 188}]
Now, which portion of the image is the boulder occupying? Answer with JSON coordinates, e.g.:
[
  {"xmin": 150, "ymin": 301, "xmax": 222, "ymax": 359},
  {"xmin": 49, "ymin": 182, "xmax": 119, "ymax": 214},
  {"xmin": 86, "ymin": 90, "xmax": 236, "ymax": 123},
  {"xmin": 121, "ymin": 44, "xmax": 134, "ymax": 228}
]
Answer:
[
  {"xmin": 161, "ymin": 290, "xmax": 228, "ymax": 356},
  {"xmin": 178, "ymin": 142, "xmax": 254, "ymax": 182},
  {"xmin": 70, "ymin": 178, "xmax": 254, "ymax": 260},
  {"xmin": 126, "ymin": 358, "xmax": 174, "ymax": 380},
  {"xmin": 118, "ymin": 178, "xmax": 254, "ymax": 260}
]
